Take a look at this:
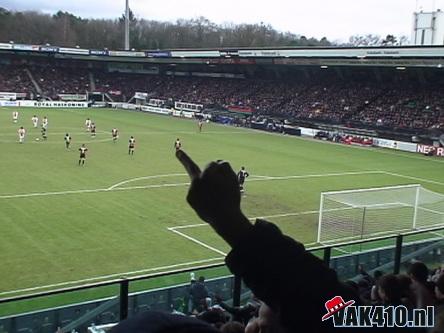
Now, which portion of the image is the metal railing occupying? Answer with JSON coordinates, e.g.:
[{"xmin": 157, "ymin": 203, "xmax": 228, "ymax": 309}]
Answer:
[{"xmin": 0, "ymin": 225, "xmax": 443, "ymax": 331}]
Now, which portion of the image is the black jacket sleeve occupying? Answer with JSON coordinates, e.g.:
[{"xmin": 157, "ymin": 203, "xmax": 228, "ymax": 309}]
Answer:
[{"xmin": 225, "ymin": 219, "xmax": 358, "ymax": 333}]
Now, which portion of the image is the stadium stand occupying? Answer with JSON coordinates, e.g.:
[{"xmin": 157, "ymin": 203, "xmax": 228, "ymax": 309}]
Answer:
[
  {"xmin": 0, "ymin": 64, "xmax": 35, "ymax": 97},
  {"xmin": 31, "ymin": 66, "xmax": 91, "ymax": 100},
  {"xmin": 1, "ymin": 63, "xmax": 443, "ymax": 132},
  {"xmin": 0, "ymin": 50, "xmax": 443, "ymax": 331}
]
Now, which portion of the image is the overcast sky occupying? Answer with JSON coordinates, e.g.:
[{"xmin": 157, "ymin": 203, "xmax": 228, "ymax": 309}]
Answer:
[{"xmin": 2, "ymin": 0, "xmax": 444, "ymax": 41}]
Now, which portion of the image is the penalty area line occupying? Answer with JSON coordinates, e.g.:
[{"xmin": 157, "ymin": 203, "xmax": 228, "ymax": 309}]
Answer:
[
  {"xmin": 168, "ymin": 228, "xmax": 227, "ymax": 256},
  {"xmin": 0, "ymin": 257, "xmax": 224, "ymax": 297}
]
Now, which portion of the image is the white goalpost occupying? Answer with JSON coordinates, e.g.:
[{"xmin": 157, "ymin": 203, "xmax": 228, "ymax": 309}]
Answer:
[{"xmin": 317, "ymin": 184, "xmax": 444, "ymax": 244}]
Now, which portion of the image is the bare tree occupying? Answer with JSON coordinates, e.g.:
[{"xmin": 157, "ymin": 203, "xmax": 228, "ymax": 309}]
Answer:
[{"xmin": 0, "ymin": 8, "xmax": 332, "ymax": 49}]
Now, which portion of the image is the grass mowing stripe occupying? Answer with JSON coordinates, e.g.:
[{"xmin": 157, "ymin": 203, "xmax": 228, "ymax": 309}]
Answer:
[{"xmin": 0, "ymin": 257, "xmax": 224, "ymax": 297}]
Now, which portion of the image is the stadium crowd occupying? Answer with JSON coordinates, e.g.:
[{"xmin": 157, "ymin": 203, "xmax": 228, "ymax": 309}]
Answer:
[
  {"xmin": 108, "ymin": 151, "xmax": 444, "ymax": 333},
  {"xmin": 0, "ymin": 64, "xmax": 35, "ymax": 97},
  {"xmin": 1, "ymin": 64, "xmax": 443, "ymax": 131},
  {"xmin": 32, "ymin": 66, "xmax": 91, "ymax": 99}
]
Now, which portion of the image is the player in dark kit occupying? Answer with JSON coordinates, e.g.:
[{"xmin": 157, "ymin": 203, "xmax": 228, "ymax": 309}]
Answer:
[
  {"xmin": 237, "ymin": 166, "xmax": 250, "ymax": 193},
  {"xmin": 64, "ymin": 133, "xmax": 72, "ymax": 149},
  {"xmin": 78, "ymin": 144, "xmax": 88, "ymax": 166},
  {"xmin": 41, "ymin": 126, "xmax": 47, "ymax": 140},
  {"xmin": 174, "ymin": 138, "xmax": 182, "ymax": 151},
  {"xmin": 90, "ymin": 123, "xmax": 96, "ymax": 138},
  {"xmin": 128, "ymin": 136, "xmax": 136, "ymax": 155},
  {"xmin": 112, "ymin": 128, "xmax": 119, "ymax": 143}
]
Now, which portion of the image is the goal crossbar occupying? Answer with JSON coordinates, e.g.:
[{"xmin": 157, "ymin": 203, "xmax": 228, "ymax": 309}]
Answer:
[{"xmin": 321, "ymin": 184, "xmax": 421, "ymax": 196}]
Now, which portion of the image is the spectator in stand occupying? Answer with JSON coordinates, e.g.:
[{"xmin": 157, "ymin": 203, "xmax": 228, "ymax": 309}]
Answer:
[
  {"xmin": 396, "ymin": 274, "xmax": 415, "ymax": 308},
  {"xmin": 215, "ymin": 293, "xmax": 260, "ymax": 325},
  {"xmin": 113, "ymin": 150, "xmax": 440, "ymax": 333},
  {"xmin": 408, "ymin": 261, "xmax": 435, "ymax": 309},
  {"xmin": 2, "ymin": 62, "xmax": 444, "ymax": 131},
  {"xmin": 432, "ymin": 273, "xmax": 444, "ymax": 333},
  {"xmin": 370, "ymin": 270, "xmax": 384, "ymax": 304},
  {"xmin": 434, "ymin": 274, "xmax": 444, "ymax": 314},
  {"xmin": 220, "ymin": 321, "xmax": 245, "ymax": 333},
  {"xmin": 376, "ymin": 274, "xmax": 403, "ymax": 306},
  {"xmin": 0, "ymin": 65, "xmax": 35, "ymax": 97},
  {"xmin": 196, "ymin": 297, "xmax": 227, "ymax": 327},
  {"xmin": 190, "ymin": 276, "xmax": 209, "ymax": 313},
  {"xmin": 174, "ymin": 150, "xmax": 361, "ymax": 333}
]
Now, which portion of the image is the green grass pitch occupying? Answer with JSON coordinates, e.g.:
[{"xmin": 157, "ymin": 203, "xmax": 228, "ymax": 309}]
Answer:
[{"xmin": 0, "ymin": 106, "xmax": 443, "ymax": 309}]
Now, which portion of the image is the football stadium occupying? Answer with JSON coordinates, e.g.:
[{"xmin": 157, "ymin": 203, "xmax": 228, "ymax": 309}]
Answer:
[{"xmin": 0, "ymin": 2, "xmax": 444, "ymax": 332}]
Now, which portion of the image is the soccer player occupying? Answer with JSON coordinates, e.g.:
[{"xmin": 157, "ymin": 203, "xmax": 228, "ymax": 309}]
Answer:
[
  {"xmin": 18, "ymin": 126, "xmax": 26, "ymax": 143},
  {"xmin": 90, "ymin": 123, "xmax": 96, "ymax": 138},
  {"xmin": 31, "ymin": 115, "xmax": 39, "ymax": 128},
  {"xmin": 85, "ymin": 118, "xmax": 92, "ymax": 131},
  {"xmin": 198, "ymin": 119, "xmax": 203, "ymax": 132},
  {"xmin": 174, "ymin": 138, "xmax": 182, "ymax": 151},
  {"xmin": 42, "ymin": 116, "xmax": 48, "ymax": 130},
  {"xmin": 128, "ymin": 136, "xmax": 136, "ymax": 155},
  {"xmin": 78, "ymin": 144, "xmax": 88, "ymax": 166},
  {"xmin": 41, "ymin": 126, "xmax": 47, "ymax": 141},
  {"xmin": 64, "ymin": 133, "xmax": 72, "ymax": 149},
  {"xmin": 237, "ymin": 166, "xmax": 250, "ymax": 194},
  {"xmin": 12, "ymin": 111, "xmax": 19, "ymax": 123},
  {"xmin": 112, "ymin": 128, "xmax": 119, "ymax": 143}
]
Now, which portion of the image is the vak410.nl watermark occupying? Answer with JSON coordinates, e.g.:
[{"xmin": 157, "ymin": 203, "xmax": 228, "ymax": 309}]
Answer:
[{"xmin": 322, "ymin": 296, "xmax": 434, "ymax": 328}]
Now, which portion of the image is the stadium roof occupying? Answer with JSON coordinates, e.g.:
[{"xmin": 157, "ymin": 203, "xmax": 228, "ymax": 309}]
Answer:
[{"xmin": 1, "ymin": 42, "xmax": 444, "ymax": 68}]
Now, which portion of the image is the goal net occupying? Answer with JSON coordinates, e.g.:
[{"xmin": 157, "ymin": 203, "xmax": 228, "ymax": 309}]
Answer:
[{"xmin": 317, "ymin": 184, "xmax": 444, "ymax": 244}]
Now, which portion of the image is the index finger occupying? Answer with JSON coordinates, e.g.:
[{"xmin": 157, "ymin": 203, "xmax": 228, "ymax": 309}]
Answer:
[{"xmin": 176, "ymin": 149, "xmax": 201, "ymax": 180}]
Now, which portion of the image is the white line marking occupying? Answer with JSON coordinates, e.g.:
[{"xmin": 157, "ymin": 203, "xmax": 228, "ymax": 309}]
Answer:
[
  {"xmin": 0, "ymin": 171, "xmax": 382, "ymax": 199},
  {"xmin": 0, "ymin": 137, "xmax": 114, "ymax": 145},
  {"xmin": 250, "ymin": 171, "xmax": 383, "ymax": 182},
  {"xmin": 333, "ymin": 247, "xmax": 351, "ymax": 254},
  {"xmin": 108, "ymin": 173, "xmax": 187, "ymax": 190},
  {"xmin": 248, "ymin": 211, "xmax": 319, "ymax": 220},
  {"xmin": 168, "ymin": 228, "xmax": 227, "ymax": 256},
  {"xmin": 170, "ymin": 223, "xmax": 208, "ymax": 230},
  {"xmin": 169, "ymin": 211, "xmax": 321, "ymax": 231},
  {"xmin": 0, "ymin": 257, "xmax": 224, "ymax": 297},
  {"xmin": 382, "ymin": 171, "xmax": 444, "ymax": 187},
  {"xmin": 251, "ymin": 175, "xmax": 274, "ymax": 179},
  {"xmin": 428, "ymin": 231, "xmax": 444, "ymax": 238},
  {"xmin": 209, "ymin": 122, "xmax": 444, "ymax": 165},
  {"xmin": 321, "ymin": 227, "xmax": 415, "ymax": 244}
]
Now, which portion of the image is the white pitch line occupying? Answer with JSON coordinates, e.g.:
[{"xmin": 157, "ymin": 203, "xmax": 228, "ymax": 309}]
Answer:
[
  {"xmin": 169, "ymin": 211, "xmax": 321, "ymax": 231},
  {"xmin": 170, "ymin": 223, "xmax": 208, "ymax": 230},
  {"xmin": 108, "ymin": 173, "xmax": 188, "ymax": 190},
  {"xmin": 0, "ymin": 171, "xmax": 382, "ymax": 199},
  {"xmin": 249, "ymin": 210, "xmax": 319, "ymax": 220},
  {"xmin": 251, "ymin": 175, "xmax": 274, "ymax": 179},
  {"xmin": 333, "ymin": 247, "xmax": 351, "ymax": 254},
  {"xmin": 0, "ymin": 137, "xmax": 114, "ymax": 145},
  {"xmin": 249, "ymin": 170, "xmax": 383, "ymax": 182},
  {"xmin": 0, "ymin": 257, "xmax": 224, "ymax": 297},
  {"xmin": 382, "ymin": 171, "xmax": 444, "ymax": 187},
  {"xmin": 0, "ymin": 187, "xmax": 110, "ymax": 199},
  {"xmin": 168, "ymin": 228, "xmax": 227, "ymax": 256}
]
